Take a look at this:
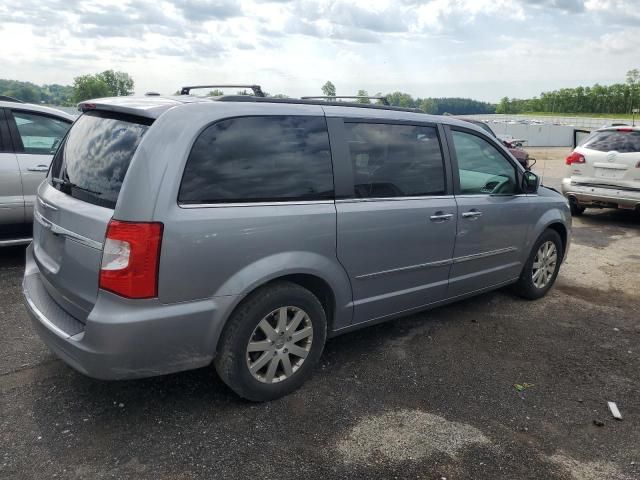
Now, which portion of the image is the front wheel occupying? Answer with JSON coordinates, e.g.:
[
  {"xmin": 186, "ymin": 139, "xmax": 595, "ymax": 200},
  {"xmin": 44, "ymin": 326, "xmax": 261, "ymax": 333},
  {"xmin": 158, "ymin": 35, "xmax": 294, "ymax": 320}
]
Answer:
[
  {"xmin": 214, "ymin": 282, "xmax": 327, "ymax": 401},
  {"xmin": 512, "ymin": 229, "xmax": 563, "ymax": 300}
]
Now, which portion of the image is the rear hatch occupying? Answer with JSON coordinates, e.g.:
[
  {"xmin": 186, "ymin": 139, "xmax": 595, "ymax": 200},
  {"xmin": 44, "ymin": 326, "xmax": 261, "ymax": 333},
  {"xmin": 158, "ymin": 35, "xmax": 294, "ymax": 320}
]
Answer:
[
  {"xmin": 570, "ymin": 128, "xmax": 640, "ymax": 190},
  {"xmin": 33, "ymin": 110, "xmax": 152, "ymax": 321}
]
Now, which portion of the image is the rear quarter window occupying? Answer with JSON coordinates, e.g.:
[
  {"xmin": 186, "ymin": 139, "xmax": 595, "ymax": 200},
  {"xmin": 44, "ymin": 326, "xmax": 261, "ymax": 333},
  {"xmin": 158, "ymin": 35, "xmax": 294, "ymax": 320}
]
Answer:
[
  {"xmin": 581, "ymin": 130, "xmax": 640, "ymax": 153},
  {"xmin": 179, "ymin": 116, "xmax": 334, "ymax": 204}
]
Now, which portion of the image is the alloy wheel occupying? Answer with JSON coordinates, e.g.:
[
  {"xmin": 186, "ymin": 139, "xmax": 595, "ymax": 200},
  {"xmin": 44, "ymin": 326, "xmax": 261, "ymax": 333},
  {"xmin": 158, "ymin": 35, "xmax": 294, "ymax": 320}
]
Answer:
[
  {"xmin": 532, "ymin": 241, "xmax": 558, "ymax": 288},
  {"xmin": 246, "ymin": 306, "xmax": 314, "ymax": 384}
]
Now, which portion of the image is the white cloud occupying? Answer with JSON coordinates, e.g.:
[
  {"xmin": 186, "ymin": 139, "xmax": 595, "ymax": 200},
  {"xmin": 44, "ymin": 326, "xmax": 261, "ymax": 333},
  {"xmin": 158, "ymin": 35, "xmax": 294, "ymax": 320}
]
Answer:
[{"xmin": 0, "ymin": 0, "xmax": 638, "ymax": 101}]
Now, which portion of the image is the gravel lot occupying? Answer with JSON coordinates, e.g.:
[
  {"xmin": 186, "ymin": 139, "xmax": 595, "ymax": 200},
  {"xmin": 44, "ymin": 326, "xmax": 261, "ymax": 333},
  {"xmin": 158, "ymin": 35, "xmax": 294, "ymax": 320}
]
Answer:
[{"xmin": 1, "ymin": 149, "xmax": 639, "ymax": 479}]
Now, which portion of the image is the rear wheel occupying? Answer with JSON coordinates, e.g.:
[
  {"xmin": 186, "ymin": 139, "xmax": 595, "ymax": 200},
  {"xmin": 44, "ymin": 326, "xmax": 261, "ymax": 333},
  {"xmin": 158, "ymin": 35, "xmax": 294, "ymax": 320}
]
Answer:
[
  {"xmin": 512, "ymin": 229, "xmax": 563, "ymax": 300},
  {"xmin": 214, "ymin": 282, "xmax": 327, "ymax": 401},
  {"xmin": 569, "ymin": 199, "xmax": 585, "ymax": 216}
]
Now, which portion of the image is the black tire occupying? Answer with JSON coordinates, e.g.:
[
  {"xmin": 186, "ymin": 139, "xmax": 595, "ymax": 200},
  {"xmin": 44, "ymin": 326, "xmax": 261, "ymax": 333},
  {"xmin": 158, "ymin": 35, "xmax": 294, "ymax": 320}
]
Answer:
[
  {"xmin": 569, "ymin": 201, "xmax": 585, "ymax": 216},
  {"xmin": 214, "ymin": 281, "xmax": 327, "ymax": 401},
  {"xmin": 512, "ymin": 229, "xmax": 563, "ymax": 300}
]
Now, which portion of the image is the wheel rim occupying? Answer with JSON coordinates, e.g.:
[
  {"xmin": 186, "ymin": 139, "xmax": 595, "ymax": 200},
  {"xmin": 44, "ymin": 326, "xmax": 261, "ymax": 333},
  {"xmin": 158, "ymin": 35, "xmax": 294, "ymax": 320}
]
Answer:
[
  {"xmin": 246, "ymin": 306, "xmax": 313, "ymax": 384},
  {"xmin": 532, "ymin": 241, "xmax": 558, "ymax": 289}
]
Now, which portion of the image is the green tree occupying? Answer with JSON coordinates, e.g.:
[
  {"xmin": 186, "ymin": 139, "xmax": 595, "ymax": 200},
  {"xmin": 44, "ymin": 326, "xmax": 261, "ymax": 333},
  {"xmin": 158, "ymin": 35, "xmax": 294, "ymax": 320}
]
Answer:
[
  {"xmin": 207, "ymin": 89, "xmax": 225, "ymax": 96},
  {"xmin": 321, "ymin": 81, "xmax": 336, "ymax": 99},
  {"xmin": 72, "ymin": 70, "xmax": 134, "ymax": 102},
  {"xmin": 419, "ymin": 98, "xmax": 438, "ymax": 114},
  {"xmin": 495, "ymin": 97, "xmax": 510, "ymax": 114},
  {"xmin": 386, "ymin": 91, "xmax": 415, "ymax": 108},
  {"xmin": 356, "ymin": 89, "xmax": 371, "ymax": 104},
  {"xmin": 99, "ymin": 70, "xmax": 134, "ymax": 96},
  {"xmin": 72, "ymin": 74, "xmax": 111, "ymax": 102},
  {"xmin": 627, "ymin": 68, "xmax": 639, "ymax": 113}
]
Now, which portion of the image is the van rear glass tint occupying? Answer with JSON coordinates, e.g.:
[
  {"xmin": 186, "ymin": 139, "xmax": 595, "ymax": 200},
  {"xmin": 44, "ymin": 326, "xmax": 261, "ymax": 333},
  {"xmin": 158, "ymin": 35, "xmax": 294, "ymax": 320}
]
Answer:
[
  {"xmin": 581, "ymin": 130, "xmax": 640, "ymax": 153},
  {"xmin": 50, "ymin": 110, "xmax": 152, "ymax": 209},
  {"xmin": 179, "ymin": 116, "xmax": 334, "ymax": 204}
]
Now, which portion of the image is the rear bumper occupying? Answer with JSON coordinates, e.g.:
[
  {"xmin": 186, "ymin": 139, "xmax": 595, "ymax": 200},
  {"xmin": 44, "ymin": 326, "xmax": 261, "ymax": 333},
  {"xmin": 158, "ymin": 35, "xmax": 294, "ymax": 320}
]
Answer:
[
  {"xmin": 561, "ymin": 178, "xmax": 640, "ymax": 209},
  {"xmin": 22, "ymin": 244, "xmax": 239, "ymax": 380}
]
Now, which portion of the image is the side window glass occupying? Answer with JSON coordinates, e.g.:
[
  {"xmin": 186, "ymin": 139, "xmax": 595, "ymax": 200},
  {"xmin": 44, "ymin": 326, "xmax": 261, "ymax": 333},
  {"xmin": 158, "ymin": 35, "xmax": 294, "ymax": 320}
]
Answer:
[
  {"xmin": 11, "ymin": 111, "xmax": 70, "ymax": 155},
  {"xmin": 344, "ymin": 123, "xmax": 445, "ymax": 198},
  {"xmin": 452, "ymin": 130, "xmax": 517, "ymax": 195},
  {"xmin": 179, "ymin": 116, "xmax": 334, "ymax": 203}
]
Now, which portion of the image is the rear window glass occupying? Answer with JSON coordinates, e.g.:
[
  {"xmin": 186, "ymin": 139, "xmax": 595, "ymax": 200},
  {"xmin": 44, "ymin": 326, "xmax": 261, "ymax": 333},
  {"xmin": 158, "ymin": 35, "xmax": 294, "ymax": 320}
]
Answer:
[
  {"xmin": 179, "ymin": 116, "xmax": 334, "ymax": 204},
  {"xmin": 50, "ymin": 111, "xmax": 152, "ymax": 209},
  {"xmin": 581, "ymin": 130, "xmax": 640, "ymax": 153}
]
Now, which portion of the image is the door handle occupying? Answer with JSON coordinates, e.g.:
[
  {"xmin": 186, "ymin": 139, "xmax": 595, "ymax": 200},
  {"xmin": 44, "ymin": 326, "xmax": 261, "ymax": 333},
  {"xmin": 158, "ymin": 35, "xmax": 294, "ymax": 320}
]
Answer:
[
  {"xmin": 27, "ymin": 165, "xmax": 49, "ymax": 172},
  {"xmin": 430, "ymin": 212, "xmax": 454, "ymax": 222},
  {"xmin": 462, "ymin": 210, "xmax": 483, "ymax": 219}
]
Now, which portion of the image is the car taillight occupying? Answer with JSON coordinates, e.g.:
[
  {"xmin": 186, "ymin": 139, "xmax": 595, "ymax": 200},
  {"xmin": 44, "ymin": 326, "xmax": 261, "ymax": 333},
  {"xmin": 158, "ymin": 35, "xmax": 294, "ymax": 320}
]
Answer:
[
  {"xmin": 566, "ymin": 152, "xmax": 586, "ymax": 165},
  {"xmin": 617, "ymin": 128, "xmax": 633, "ymax": 132},
  {"xmin": 99, "ymin": 220, "xmax": 163, "ymax": 299}
]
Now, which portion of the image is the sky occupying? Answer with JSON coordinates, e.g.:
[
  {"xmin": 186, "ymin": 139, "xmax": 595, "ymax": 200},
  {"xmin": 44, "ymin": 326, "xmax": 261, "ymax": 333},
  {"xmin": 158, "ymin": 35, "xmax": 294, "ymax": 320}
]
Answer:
[{"xmin": 0, "ymin": 0, "xmax": 638, "ymax": 102}]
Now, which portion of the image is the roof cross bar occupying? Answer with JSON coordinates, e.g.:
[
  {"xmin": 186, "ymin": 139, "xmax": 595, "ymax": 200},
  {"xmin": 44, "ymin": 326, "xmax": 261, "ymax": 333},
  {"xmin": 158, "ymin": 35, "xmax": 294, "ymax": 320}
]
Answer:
[
  {"xmin": 180, "ymin": 84, "xmax": 265, "ymax": 97},
  {"xmin": 301, "ymin": 95, "xmax": 390, "ymax": 106},
  {"xmin": 0, "ymin": 95, "xmax": 25, "ymax": 103}
]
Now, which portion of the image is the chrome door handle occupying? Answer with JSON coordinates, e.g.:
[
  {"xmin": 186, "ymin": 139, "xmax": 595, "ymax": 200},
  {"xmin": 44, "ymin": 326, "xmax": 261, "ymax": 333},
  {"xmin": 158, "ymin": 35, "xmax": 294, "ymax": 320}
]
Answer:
[
  {"xmin": 27, "ymin": 165, "xmax": 49, "ymax": 172},
  {"xmin": 462, "ymin": 210, "xmax": 483, "ymax": 219},
  {"xmin": 430, "ymin": 213, "xmax": 453, "ymax": 222}
]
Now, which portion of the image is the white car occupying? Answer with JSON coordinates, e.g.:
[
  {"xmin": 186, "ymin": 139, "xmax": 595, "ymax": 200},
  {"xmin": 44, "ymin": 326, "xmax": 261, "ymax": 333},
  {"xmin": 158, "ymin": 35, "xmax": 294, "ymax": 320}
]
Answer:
[
  {"xmin": 0, "ymin": 98, "xmax": 75, "ymax": 246},
  {"xmin": 561, "ymin": 126, "xmax": 640, "ymax": 215}
]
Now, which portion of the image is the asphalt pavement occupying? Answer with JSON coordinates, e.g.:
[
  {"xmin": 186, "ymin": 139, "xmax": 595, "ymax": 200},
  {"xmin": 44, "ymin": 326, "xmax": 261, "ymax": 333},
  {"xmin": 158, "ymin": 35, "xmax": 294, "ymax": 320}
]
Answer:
[{"xmin": 1, "ymin": 161, "xmax": 639, "ymax": 479}]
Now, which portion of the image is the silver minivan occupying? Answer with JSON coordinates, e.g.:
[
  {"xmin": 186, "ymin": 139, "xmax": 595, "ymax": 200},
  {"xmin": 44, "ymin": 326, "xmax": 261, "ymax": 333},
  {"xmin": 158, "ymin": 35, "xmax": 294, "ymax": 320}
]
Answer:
[{"xmin": 23, "ymin": 92, "xmax": 571, "ymax": 401}]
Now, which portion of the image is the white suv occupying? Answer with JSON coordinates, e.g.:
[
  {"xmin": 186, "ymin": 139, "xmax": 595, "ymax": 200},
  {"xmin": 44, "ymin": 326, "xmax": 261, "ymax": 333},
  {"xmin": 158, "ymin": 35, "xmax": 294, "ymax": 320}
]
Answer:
[
  {"xmin": 0, "ymin": 98, "xmax": 74, "ymax": 246},
  {"xmin": 561, "ymin": 126, "xmax": 640, "ymax": 215}
]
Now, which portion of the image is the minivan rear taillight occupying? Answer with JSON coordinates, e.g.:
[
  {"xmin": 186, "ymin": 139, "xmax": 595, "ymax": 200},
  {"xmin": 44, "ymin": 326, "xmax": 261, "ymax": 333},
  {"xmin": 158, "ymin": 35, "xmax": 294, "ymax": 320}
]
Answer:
[
  {"xmin": 99, "ymin": 220, "xmax": 163, "ymax": 299},
  {"xmin": 566, "ymin": 152, "xmax": 586, "ymax": 165}
]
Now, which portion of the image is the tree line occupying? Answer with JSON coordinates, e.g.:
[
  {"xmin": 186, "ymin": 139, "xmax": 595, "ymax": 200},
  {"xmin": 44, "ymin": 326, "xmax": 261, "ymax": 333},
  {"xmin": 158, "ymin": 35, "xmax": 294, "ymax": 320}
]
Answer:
[
  {"xmin": 0, "ymin": 79, "xmax": 74, "ymax": 105},
  {"xmin": 321, "ymin": 81, "xmax": 495, "ymax": 115},
  {"xmin": 0, "ymin": 70, "xmax": 134, "ymax": 105},
  {"xmin": 2, "ymin": 69, "xmax": 638, "ymax": 116},
  {"xmin": 496, "ymin": 69, "xmax": 640, "ymax": 115}
]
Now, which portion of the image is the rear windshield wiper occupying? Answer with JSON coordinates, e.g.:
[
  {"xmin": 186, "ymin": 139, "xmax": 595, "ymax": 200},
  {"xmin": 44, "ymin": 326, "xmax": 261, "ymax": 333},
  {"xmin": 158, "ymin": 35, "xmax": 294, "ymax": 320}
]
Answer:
[{"xmin": 51, "ymin": 177, "xmax": 102, "ymax": 196}]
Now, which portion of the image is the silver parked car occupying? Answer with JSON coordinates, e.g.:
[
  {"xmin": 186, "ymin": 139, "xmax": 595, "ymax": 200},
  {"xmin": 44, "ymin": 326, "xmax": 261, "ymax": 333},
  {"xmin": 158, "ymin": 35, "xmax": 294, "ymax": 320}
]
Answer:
[
  {"xmin": 23, "ymin": 90, "xmax": 571, "ymax": 401},
  {"xmin": 0, "ymin": 98, "xmax": 74, "ymax": 246},
  {"xmin": 561, "ymin": 126, "xmax": 640, "ymax": 215}
]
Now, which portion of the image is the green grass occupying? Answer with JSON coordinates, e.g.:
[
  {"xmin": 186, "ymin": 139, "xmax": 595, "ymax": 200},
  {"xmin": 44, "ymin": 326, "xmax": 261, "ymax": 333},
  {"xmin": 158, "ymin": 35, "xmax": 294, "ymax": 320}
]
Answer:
[{"xmin": 515, "ymin": 112, "xmax": 637, "ymax": 119}]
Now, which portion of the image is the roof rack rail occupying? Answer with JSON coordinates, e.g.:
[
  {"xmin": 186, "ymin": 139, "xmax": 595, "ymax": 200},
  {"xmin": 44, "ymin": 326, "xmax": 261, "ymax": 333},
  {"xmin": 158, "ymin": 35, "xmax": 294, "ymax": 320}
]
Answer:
[
  {"xmin": 180, "ymin": 84, "xmax": 265, "ymax": 97},
  {"xmin": 213, "ymin": 95, "xmax": 423, "ymax": 113},
  {"xmin": 0, "ymin": 95, "xmax": 25, "ymax": 103},
  {"xmin": 301, "ymin": 95, "xmax": 390, "ymax": 106}
]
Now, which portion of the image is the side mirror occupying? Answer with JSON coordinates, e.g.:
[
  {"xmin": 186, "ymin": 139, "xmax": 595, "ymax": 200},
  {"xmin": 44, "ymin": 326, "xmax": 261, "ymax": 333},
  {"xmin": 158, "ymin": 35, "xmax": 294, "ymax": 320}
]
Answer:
[{"xmin": 522, "ymin": 171, "xmax": 540, "ymax": 194}]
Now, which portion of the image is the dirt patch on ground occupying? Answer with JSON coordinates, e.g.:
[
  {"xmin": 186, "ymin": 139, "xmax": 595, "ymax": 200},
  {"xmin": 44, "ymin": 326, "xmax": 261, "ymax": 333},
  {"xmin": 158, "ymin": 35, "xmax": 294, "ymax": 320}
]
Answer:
[
  {"xmin": 336, "ymin": 409, "xmax": 491, "ymax": 464},
  {"xmin": 559, "ymin": 223, "xmax": 640, "ymax": 297},
  {"xmin": 548, "ymin": 452, "xmax": 634, "ymax": 480}
]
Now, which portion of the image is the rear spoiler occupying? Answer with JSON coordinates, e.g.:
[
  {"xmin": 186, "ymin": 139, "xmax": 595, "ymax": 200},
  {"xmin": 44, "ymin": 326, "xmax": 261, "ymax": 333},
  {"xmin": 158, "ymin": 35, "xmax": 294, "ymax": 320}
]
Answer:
[{"xmin": 77, "ymin": 97, "xmax": 183, "ymax": 119}]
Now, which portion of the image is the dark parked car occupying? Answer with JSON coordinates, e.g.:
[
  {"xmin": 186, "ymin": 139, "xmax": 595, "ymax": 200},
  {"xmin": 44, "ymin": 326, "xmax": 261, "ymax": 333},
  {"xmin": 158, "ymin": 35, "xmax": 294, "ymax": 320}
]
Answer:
[{"xmin": 456, "ymin": 118, "xmax": 530, "ymax": 168}]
